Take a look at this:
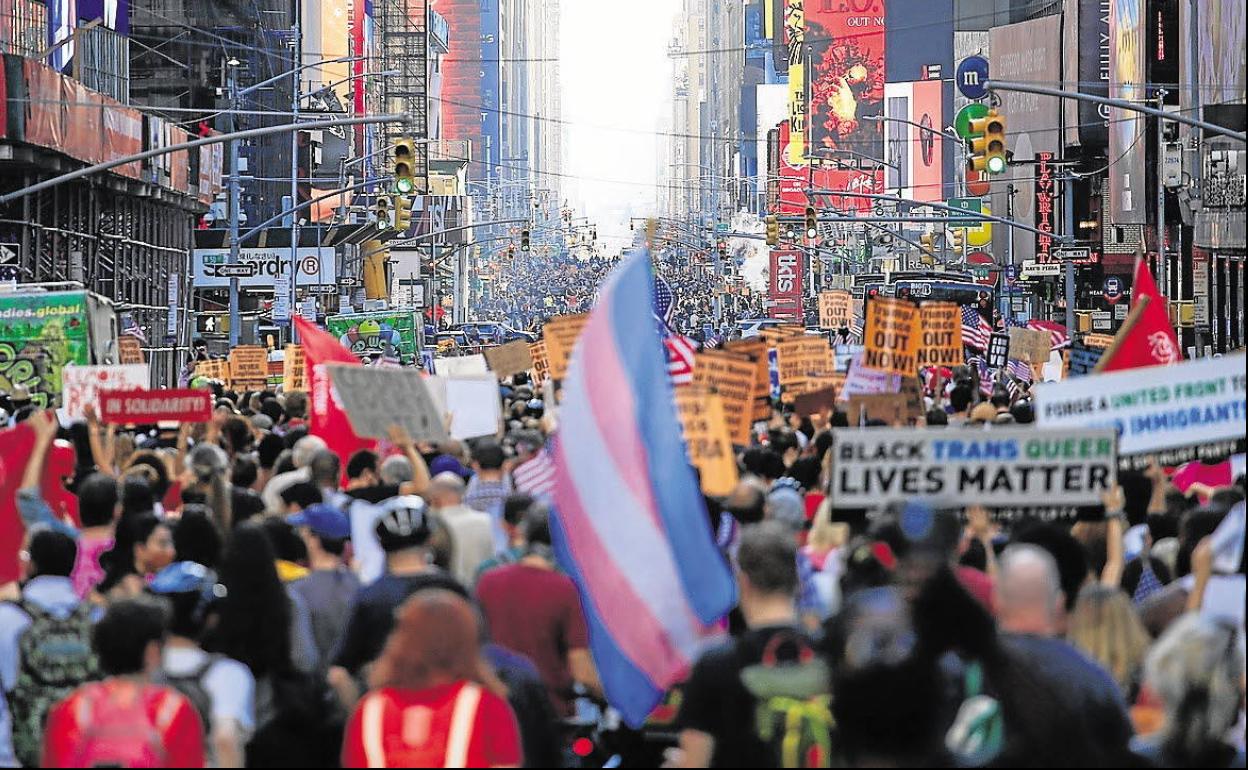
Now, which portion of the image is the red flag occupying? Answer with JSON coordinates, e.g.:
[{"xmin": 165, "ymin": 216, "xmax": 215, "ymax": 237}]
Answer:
[
  {"xmin": 0, "ymin": 424, "xmax": 79, "ymax": 586},
  {"xmin": 293, "ymin": 316, "xmax": 376, "ymax": 464},
  {"xmin": 1099, "ymin": 257, "xmax": 1182, "ymax": 372}
]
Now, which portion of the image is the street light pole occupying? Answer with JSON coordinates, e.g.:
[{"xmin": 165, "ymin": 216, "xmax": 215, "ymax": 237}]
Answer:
[{"xmin": 289, "ymin": 16, "xmax": 302, "ymax": 341}]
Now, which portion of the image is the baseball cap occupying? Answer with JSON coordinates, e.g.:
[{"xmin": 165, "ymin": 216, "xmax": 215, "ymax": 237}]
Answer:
[
  {"xmin": 374, "ymin": 495, "xmax": 434, "ymax": 552},
  {"xmin": 287, "ymin": 503, "xmax": 351, "ymax": 540},
  {"xmin": 148, "ymin": 561, "xmax": 225, "ymax": 599}
]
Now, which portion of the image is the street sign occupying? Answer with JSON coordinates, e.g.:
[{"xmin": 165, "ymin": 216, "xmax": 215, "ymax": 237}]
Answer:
[
  {"xmin": 714, "ymin": 222, "xmax": 729, "ymax": 234},
  {"xmin": 956, "ymin": 56, "xmax": 990, "ymax": 100},
  {"xmin": 0, "ymin": 243, "xmax": 18, "ymax": 264},
  {"xmin": 954, "ymin": 103, "xmax": 989, "ymax": 139},
  {"xmin": 1091, "ymin": 310, "xmax": 1112, "ymax": 331},
  {"xmin": 966, "ymin": 251, "xmax": 997, "ymax": 288},
  {"xmin": 213, "ymin": 263, "xmax": 259, "ymax": 278},
  {"xmin": 1021, "ymin": 260, "xmax": 1062, "ymax": 278},
  {"xmin": 946, "ymin": 197, "xmax": 983, "ymax": 226},
  {"xmin": 1054, "ymin": 247, "xmax": 1094, "ymax": 264}
]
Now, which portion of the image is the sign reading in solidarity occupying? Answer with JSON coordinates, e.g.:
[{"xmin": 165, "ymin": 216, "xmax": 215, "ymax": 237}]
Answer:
[
  {"xmin": 863, "ymin": 297, "xmax": 920, "ymax": 376},
  {"xmin": 283, "ymin": 345, "xmax": 306, "ymax": 392},
  {"xmin": 98, "ymin": 389, "xmax": 213, "ymax": 424},
  {"xmin": 1034, "ymin": 355, "xmax": 1247, "ymax": 468},
  {"xmin": 917, "ymin": 302, "xmax": 964, "ymax": 367},
  {"xmin": 818, "ymin": 290, "xmax": 853, "ymax": 330},
  {"xmin": 830, "ymin": 427, "xmax": 1118, "ymax": 507}
]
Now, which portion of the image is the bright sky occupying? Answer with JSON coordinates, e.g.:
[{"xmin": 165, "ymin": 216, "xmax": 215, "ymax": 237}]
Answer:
[{"xmin": 561, "ymin": 0, "xmax": 679, "ymax": 252}]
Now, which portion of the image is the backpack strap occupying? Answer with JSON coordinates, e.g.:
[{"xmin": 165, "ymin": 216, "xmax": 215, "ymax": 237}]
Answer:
[{"xmin": 444, "ymin": 683, "xmax": 482, "ymax": 769}]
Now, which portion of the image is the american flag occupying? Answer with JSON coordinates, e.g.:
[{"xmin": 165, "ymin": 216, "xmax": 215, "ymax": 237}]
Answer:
[
  {"xmin": 120, "ymin": 313, "xmax": 147, "ymax": 345},
  {"xmin": 1006, "ymin": 357, "xmax": 1034, "ymax": 383},
  {"xmin": 1026, "ymin": 319, "xmax": 1071, "ymax": 350},
  {"xmin": 962, "ymin": 306, "xmax": 992, "ymax": 351},
  {"xmin": 513, "ymin": 447, "xmax": 556, "ymax": 497},
  {"xmin": 664, "ymin": 334, "xmax": 697, "ymax": 386}
]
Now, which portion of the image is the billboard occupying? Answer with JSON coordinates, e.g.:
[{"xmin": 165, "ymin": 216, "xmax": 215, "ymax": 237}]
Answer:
[
  {"xmin": 768, "ymin": 248, "xmax": 805, "ymax": 320},
  {"xmin": 0, "ymin": 291, "xmax": 93, "ymax": 408},
  {"xmin": 778, "ymin": 122, "xmax": 879, "ymax": 215},
  {"xmin": 192, "ymin": 248, "xmax": 337, "ymax": 289},
  {"xmin": 883, "ymin": 79, "xmax": 944, "ymax": 202},
  {"xmin": 1109, "ymin": 0, "xmax": 1147, "ymax": 224},
  {"xmin": 403, "ymin": 195, "xmax": 471, "ymax": 245},
  {"xmin": 325, "ymin": 309, "xmax": 421, "ymax": 366},
  {"xmin": 805, "ymin": 0, "xmax": 885, "ymax": 161},
  {"xmin": 1062, "ymin": 0, "xmax": 1111, "ymax": 149},
  {"xmin": 785, "ymin": 0, "xmax": 806, "ymax": 166}
]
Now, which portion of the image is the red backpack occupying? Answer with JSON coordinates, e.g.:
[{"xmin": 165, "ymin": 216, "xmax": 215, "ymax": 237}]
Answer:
[{"xmin": 60, "ymin": 681, "xmax": 186, "ymax": 768}]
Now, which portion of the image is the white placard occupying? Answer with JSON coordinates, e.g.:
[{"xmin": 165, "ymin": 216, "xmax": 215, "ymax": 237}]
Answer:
[
  {"xmin": 426, "ymin": 376, "xmax": 502, "ymax": 440},
  {"xmin": 434, "ymin": 354, "xmax": 489, "ymax": 378},
  {"xmin": 61, "ymin": 365, "xmax": 151, "ymax": 420}
]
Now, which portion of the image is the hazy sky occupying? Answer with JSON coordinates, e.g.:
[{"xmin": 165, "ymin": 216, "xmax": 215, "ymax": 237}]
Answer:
[{"xmin": 561, "ymin": 0, "xmax": 679, "ymax": 252}]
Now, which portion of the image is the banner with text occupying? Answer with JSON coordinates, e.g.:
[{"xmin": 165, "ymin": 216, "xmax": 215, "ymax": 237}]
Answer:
[{"xmin": 98, "ymin": 389, "xmax": 213, "ymax": 424}]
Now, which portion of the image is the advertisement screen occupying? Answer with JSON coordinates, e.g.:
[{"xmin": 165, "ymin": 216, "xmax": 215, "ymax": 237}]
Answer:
[
  {"xmin": 1109, "ymin": 0, "xmax": 1147, "ymax": 224},
  {"xmin": 805, "ymin": 0, "xmax": 885, "ymax": 162},
  {"xmin": 883, "ymin": 79, "xmax": 943, "ymax": 202}
]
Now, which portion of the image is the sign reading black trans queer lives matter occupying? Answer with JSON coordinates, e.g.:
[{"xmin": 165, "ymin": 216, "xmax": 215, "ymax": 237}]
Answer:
[
  {"xmin": 829, "ymin": 427, "xmax": 1117, "ymax": 508},
  {"xmin": 1035, "ymin": 355, "xmax": 1247, "ymax": 470}
]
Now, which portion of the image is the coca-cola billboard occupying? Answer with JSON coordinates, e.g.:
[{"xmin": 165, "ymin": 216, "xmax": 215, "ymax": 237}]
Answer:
[{"xmin": 769, "ymin": 248, "xmax": 805, "ymax": 320}]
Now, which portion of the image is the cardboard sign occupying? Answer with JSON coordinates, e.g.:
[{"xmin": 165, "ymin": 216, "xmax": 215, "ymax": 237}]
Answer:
[
  {"xmin": 484, "ymin": 340, "xmax": 534, "ymax": 378},
  {"xmin": 863, "ymin": 297, "xmax": 921, "ymax": 376},
  {"xmin": 436, "ymin": 354, "xmax": 489, "ymax": 378},
  {"xmin": 829, "ymin": 427, "xmax": 1118, "ymax": 507},
  {"xmin": 1067, "ymin": 341, "xmax": 1102, "ymax": 377},
  {"xmin": 228, "ymin": 345, "xmax": 269, "ymax": 391},
  {"xmin": 326, "ymin": 364, "xmax": 449, "ymax": 442},
  {"xmin": 756, "ymin": 324, "xmax": 807, "ymax": 348},
  {"xmin": 917, "ymin": 302, "xmax": 964, "ymax": 367},
  {"xmin": 529, "ymin": 340, "xmax": 550, "ymax": 384},
  {"xmin": 987, "ymin": 332, "xmax": 1011, "ymax": 370},
  {"xmin": 61, "ymin": 365, "xmax": 151, "ymax": 420},
  {"xmin": 194, "ymin": 359, "xmax": 230, "ymax": 382},
  {"xmin": 674, "ymin": 387, "xmax": 740, "ymax": 497},
  {"xmin": 542, "ymin": 313, "xmax": 589, "ymax": 381},
  {"xmin": 98, "ymin": 388, "xmax": 213, "ymax": 424},
  {"xmin": 283, "ymin": 345, "xmax": 306, "ymax": 392},
  {"xmin": 1008, "ymin": 327, "xmax": 1051, "ymax": 364},
  {"xmin": 793, "ymin": 384, "xmax": 841, "ymax": 417},
  {"xmin": 846, "ymin": 393, "xmax": 915, "ymax": 426},
  {"xmin": 426, "ymin": 376, "xmax": 503, "ymax": 440},
  {"xmin": 1082, "ymin": 333, "xmax": 1115, "ymax": 348},
  {"xmin": 776, "ymin": 337, "xmax": 833, "ymax": 388},
  {"xmin": 818, "ymin": 291, "xmax": 853, "ymax": 330},
  {"xmin": 118, "ymin": 337, "xmax": 144, "ymax": 365},
  {"xmin": 693, "ymin": 349, "xmax": 762, "ymax": 446},
  {"xmin": 839, "ymin": 351, "xmax": 903, "ymax": 401},
  {"xmin": 723, "ymin": 340, "xmax": 773, "ymax": 422},
  {"xmin": 1034, "ymin": 354, "xmax": 1246, "ymax": 468}
]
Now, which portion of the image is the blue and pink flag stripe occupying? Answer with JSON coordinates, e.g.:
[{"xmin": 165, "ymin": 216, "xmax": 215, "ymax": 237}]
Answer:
[{"xmin": 548, "ymin": 249, "xmax": 737, "ymax": 727}]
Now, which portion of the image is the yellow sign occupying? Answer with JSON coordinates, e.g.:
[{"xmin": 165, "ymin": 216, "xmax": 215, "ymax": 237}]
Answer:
[
  {"xmin": 863, "ymin": 297, "xmax": 921, "ymax": 376},
  {"xmin": 118, "ymin": 336, "xmax": 144, "ymax": 365},
  {"xmin": 283, "ymin": 345, "xmax": 306, "ymax": 392},
  {"xmin": 674, "ymin": 387, "xmax": 740, "ymax": 497},
  {"xmin": 228, "ymin": 345, "xmax": 269, "ymax": 391},
  {"xmin": 693, "ymin": 349, "xmax": 762, "ymax": 446},
  {"xmin": 776, "ymin": 336, "xmax": 833, "ymax": 388},
  {"xmin": 542, "ymin": 314, "xmax": 589, "ymax": 381},
  {"xmin": 917, "ymin": 302, "xmax": 964, "ymax": 367},
  {"xmin": 194, "ymin": 359, "xmax": 230, "ymax": 382},
  {"xmin": 818, "ymin": 290, "xmax": 853, "ymax": 330},
  {"xmin": 529, "ymin": 340, "xmax": 550, "ymax": 385}
]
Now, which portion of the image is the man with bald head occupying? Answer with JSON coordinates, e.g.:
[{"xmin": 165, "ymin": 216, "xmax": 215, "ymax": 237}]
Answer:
[
  {"xmin": 427, "ymin": 471, "xmax": 494, "ymax": 585},
  {"xmin": 991, "ymin": 544, "xmax": 1134, "ymax": 766}
]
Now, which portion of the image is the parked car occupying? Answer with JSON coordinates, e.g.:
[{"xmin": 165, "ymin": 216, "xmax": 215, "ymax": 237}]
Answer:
[{"xmin": 456, "ymin": 321, "xmax": 537, "ymax": 344}]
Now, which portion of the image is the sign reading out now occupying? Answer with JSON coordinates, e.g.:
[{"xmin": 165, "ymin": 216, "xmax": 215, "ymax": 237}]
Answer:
[{"xmin": 863, "ymin": 297, "xmax": 920, "ymax": 376}]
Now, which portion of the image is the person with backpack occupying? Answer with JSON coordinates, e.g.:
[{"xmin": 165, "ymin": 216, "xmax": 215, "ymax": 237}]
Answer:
[
  {"xmin": 39, "ymin": 597, "xmax": 204, "ymax": 768},
  {"xmin": 147, "ymin": 561, "xmax": 254, "ymax": 769},
  {"xmin": 0, "ymin": 529, "xmax": 101, "ymax": 768},
  {"xmin": 672, "ymin": 522, "xmax": 827, "ymax": 769}
]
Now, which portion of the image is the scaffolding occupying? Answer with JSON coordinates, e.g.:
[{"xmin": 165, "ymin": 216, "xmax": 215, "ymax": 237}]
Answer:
[{"xmin": 378, "ymin": 0, "xmax": 430, "ymax": 193}]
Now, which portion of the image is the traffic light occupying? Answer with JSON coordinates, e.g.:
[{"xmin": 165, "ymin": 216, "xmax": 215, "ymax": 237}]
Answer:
[
  {"xmin": 392, "ymin": 194, "xmax": 412, "ymax": 233},
  {"xmin": 765, "ymin": 215, "xmax": 779, "ymax": 246},
  {"xmin": 920, "ymin": 232, "xmax": 936, "ymax": 253},
  {"xmin": 520, "ymin": 229, "xmax": 530, "ymax": 252},
  {"xmin": 968, "ymin": 110, "xmax": 1007, "ymax": 175},
  {"xmin": 950, "ymin": 228, "xmax": 964, "ymax": 255},
  {"xmin": 804, "ymin": 206, "xmax": 818, "ymax": 240},
  {"xmin": 393, "ymin": 137, "xmax": 416, "ymax": 194},
  {"xmin": 374, "ymin": 196, "xmax": 393, "ymax": 230}
]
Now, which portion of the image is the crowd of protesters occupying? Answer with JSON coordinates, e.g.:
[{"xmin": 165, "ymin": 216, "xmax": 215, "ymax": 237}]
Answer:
[{"xmin": 1, "ymin": 325, "xmax": 1245, "ymax": 768}]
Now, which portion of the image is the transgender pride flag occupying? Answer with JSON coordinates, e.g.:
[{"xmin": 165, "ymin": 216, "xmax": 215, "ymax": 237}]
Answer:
[{"xmin": 548, "ymin": 248, "xmax": 737, "ymax": 727}]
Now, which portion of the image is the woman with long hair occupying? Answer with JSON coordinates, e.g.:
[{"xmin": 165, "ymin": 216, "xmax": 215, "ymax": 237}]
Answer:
[
  {"xmin": 1066, "ymin": 584, "xmax": 1152, "ymax": 700},
  {"xmin": 342, "ymin": 590, "xmax": 521, "ymax": 768},
  {"xmin": 97, "ymin": 511, "xmax": 175, "ymax": 599},
  {"xmin": 183, "ymin": 443, "xmax": 233, "ymax": 534}
]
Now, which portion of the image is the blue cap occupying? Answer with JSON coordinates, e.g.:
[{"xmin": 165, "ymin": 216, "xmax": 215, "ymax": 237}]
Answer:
[
  {"xmin": 287, "ymin": 503, "xmax": 351, "ymax": 540},
  {"xmin": 149, "ymin": 561, "xmax": 217, "ymax": 595}
]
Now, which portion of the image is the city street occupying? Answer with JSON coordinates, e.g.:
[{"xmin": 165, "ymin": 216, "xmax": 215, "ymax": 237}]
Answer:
[{"xmin": 0, "ymin": 1, "xmax": 1245, "ymax": 768}]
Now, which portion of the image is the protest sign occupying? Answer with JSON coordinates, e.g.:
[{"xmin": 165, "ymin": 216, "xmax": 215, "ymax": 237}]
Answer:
[
  {"xmin": 793, "ymin": 384, "xmax": 840, "ymax": 417},
  {"xmin": 98, "ymin": 389, "xmax": 212, "ymax": 424},
  {"xmin": 987, "ymin": 333, "xmax": 1010, "ymax": 370},
  {"xmin": 674, "ymin": 387, "xmax": 739, "ymax": 497},
  {"xmin": 818, "ymin": 291, "xmax": 853, "ymax": 330},
  {"xmin": 1008, "ymin": 327, "xmax": 1051, "ymax": 364},
  {"xmin": 839, "ymin": 351, "xmax": 903, "ymax": 401},
  {"xmin": 834, "ymin": 344, "xmax": 862, "ymax": 372},
  {"xmin": 118, "ymin": 337, "xmax": 144, "ymax": 365},
  {"xmin": 776, "ymin": 336, "xmax": 833, "ymax": 388},
  {"xmin": 484, "ymin": 340, "xmax": 534, "ymax": 378},
  {"xmin": 542, "ymin": 313, "xmax": 589, "ymax": 380},
  {"xmin": 863, "ymin": 297, "xmax": 920, "ymax": 376},
  {"xmin": 426, "ymin": 377, "xmax": 503, "ymax": 440},
  {"xmin": 846, "ymin": 393, "xmax": 915, "ymax": 426},
  {"xmin": 228, "ymin": 345, "xmax": 269, "ymax": 391},
  {"xmin": 693, "ymin": 349, "xmax": 762, "ymax": 445},
  {"xmin": 917, "ymin": 302, "xmax": 964, "ymax": 367},
  {"xmin": 283, "ymin": 345, "xmax": 306, "ymax": 392},
  {"xmin": 1082, "ymin": 333, "xmax": 1115, "ymax": 348},
  {"xmin": 61, "ymin": 365, "xmax": 150, "ymax": 420},
  {"xmin": 1034, "ymin": 354, "xmax": 1247, "ymax": 468},
  {"xmin": 723, "ymin": 339, "xmax": 773, "ymax": 422},
  {"xmin": 1067, "ymin": 341, "xmax": 1102, "ymax": 377},
  {"xmin": 757, "ymin": 325, "xmax": 807, "ymax": 348},
  {"xmin": 326, "ymin": 364, "xmax": 449, "ymax": 442},
  {"xmin": 194, "ymin": 359, "xmax": 230, "ymax": 382},
  {"xmin": 900, "ymin": 376, "xmax": 925, "ymax": 417},
  {"xmin": 529, "ymin": 340, "xmax": 550, "ymax": 384},
  {"xmin": 436, "ymin": 354, "xmax": 489, "ymax": 378},
  {"xmin": 830, "ymin": 427, "xmax": 1118, "ymax": 507}
]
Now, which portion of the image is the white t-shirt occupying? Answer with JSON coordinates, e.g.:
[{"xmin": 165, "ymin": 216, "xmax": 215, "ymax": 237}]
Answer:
[{"xmin": 162, "ymin": 646, "xmax": 257, "ymax": 738}]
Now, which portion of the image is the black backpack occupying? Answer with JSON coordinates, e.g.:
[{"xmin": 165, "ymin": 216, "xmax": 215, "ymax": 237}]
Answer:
[{"xmin": 155, "ymin": 654, "xmax": 221, "ymax": 736}]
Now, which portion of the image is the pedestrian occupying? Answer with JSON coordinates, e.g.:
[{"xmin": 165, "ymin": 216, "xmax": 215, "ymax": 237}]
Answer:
[
  {"xmin": 340, "ymin": 590, "xmax": 521, "ymax": 768},
  {"xmin": 97, "ymin": 512, "xmax": 176, "ymax": 600},
  {"xmin": 1066, "ymin": 584, "xmax": 1152, "ymax": 701},
  {"xmin": 39, "ymin": 598, "xmax": 205, "ymax": 768},
  {"xmin": 286, "ymin": 504, "xmax": 360, "ymax": 671},
  {"xmin": 426, "ymin": 472, "xmax": 495, "ymax": 586}
]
